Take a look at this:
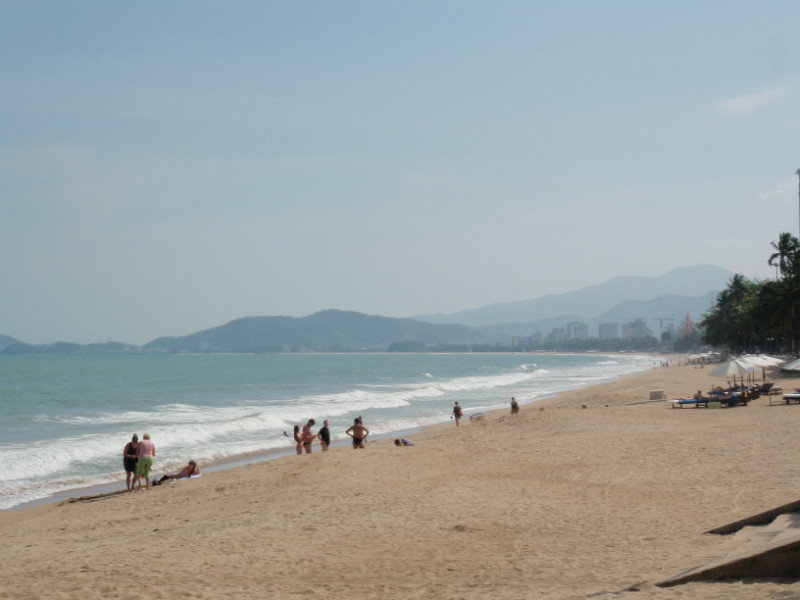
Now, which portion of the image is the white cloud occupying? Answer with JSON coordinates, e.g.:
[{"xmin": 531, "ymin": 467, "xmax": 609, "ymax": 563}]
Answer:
[
  {"xmin": 757, "ymin": 177, "xmax": 797, "ymax": 207},
  {"xmin": 715, "ymin": 85, "xmax": 791, "ymax": 117}
]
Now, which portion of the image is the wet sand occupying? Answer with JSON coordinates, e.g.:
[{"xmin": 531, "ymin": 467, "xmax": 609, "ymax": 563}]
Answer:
[{"xmin": 1, "ymin": 361, "xmax": 799, "ymax": 599}]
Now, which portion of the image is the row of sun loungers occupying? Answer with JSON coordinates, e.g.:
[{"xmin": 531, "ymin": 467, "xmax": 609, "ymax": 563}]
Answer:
[
  {"xmin": 670, "ymin": 386, "xmax": 761, "ymax": 408},
  {"xmin": 670, "ymin": 386, "xmax": 800, "ymax": 408}
]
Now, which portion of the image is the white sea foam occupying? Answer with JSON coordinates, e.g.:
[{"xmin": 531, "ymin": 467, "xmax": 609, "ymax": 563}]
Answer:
[{"xmin": 0, "ymin": 353, "xmax": 655, "ymax": 510}]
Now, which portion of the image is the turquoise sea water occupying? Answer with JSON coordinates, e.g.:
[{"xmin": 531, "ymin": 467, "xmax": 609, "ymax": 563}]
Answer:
[{"xmin": 0, "ymin": 352, "xmax": 655, "ymax": 509}]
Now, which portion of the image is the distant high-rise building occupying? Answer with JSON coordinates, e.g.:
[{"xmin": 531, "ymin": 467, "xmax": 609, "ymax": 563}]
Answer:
[
  {"xmin": 622, "ymin": 318, "xmax": 651, "ymax": 339},
  {"xmin": 566, "ymin": 321, "xmax": 588, "ymax": 340},
  {"xmin": 598, "ymin": 322, "xmax": 619, "ymax": 339}
]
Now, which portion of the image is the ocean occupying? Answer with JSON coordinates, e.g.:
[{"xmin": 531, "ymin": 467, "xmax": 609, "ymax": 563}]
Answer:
[{"xmin": 0, "ymin": 352, "xmax": 655, "ymax": 510}]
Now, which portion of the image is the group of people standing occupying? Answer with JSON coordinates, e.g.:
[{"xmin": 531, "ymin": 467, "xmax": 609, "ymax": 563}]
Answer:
[
  {"xmin": 122, "ymin": 433, "xmax": 156, "ymax": 490},
  {"xmin": 122, "ymin": 433, "xmax": 200, "ymax": 490},
  {"xmin": 288, "ymin": 417, "xmax": 370, "ymax": 454}
]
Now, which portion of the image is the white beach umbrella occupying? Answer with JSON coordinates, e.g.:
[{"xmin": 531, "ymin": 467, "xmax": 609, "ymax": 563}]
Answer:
[
  {"xmin": 742, "ymin": 354, "xmax": 785, "ymax": 367},
  {"xmin": 708, "ymin": 358, "xmax": 758, "ymax": 387},
  {"xmin": 738, "ymin": 355, "xmax": 783, "ymax": 384},
  {"xmin": 782, "ymin": 358, "xmax": 800, "ymax": 372}
]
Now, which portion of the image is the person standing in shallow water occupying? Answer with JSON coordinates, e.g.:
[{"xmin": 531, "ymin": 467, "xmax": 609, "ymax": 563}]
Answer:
[
  {"xmin": 301, "ymin": 419, "xmax": 317, "ymax": 454},
  {"xmin": 134, "ymin": 433, "xmax": 155, "ymax": 489},
  {"xmin": 318, "ymin": 420, "xmax": 331, "ymax": 451},
  {"xmin": 293, "ymin": 425, "xmax": 302, "ymax": 455},
  {"xmin": 452, "ymin": 401, "xmax": 463, "ymax": 426},
  {"xmin": 123, "ymin": 434, "xmax": 138, "ymax": 491},
  {"xmin": 346, "ymin": 417, "xmax": 369, "ymax": 449}
]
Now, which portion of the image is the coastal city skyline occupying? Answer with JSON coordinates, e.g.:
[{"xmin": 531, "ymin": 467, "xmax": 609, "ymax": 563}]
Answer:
[{"xmin": 2, "ymin": 2, "xmax": 798, "ymax": 345}]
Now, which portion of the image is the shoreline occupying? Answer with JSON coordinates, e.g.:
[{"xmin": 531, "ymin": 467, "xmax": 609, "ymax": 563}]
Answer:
[
  {"xmin": 2, "ymin": 360, "xmax": 800, "ymax": 598},
  {"xmin": 6, "ymin": 423, "xmax": 432, "ymax": 513},
  {"xmin": 4, "ymin": 352, "xmax": 659, "ymax": 513}
]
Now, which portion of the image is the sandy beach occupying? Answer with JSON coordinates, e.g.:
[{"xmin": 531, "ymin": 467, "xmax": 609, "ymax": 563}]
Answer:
[{"xmin": 1, "ymin": 360, "xmax": 799, "ymax": 600}]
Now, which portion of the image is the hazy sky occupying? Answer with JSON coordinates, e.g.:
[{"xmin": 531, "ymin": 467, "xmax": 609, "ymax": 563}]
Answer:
[{"xmin": 2, "ymin": 1, "xmax": 799, "ymax": 345}]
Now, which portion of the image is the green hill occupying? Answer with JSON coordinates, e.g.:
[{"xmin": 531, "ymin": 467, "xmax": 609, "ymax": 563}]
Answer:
[
  {"xmin": 0, "ymin": 334, "xmax": 21, "ymax": 351},
  {"xmin": 143, "ymin": 310, "xmax": 489, "ymax": 353},
  {"xmin": 1, "ymin": 341, "xmax": 140, "ymax": 355}
]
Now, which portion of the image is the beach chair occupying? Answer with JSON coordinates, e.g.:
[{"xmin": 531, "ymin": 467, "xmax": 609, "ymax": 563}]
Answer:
[
  {"xmin": 670, "ymin": 398, "xmax": 709, "ymax": 408},
  {"xmin": 715, "ymin": 392, "xmax": 743, "ymax": 407},
  {"xmin": 783, "ymin": 393, "xmax": 800, "ymax": 405},
  {"xmin": 757, "ymin": 382, "xmax": 774, "ymax": 395}
]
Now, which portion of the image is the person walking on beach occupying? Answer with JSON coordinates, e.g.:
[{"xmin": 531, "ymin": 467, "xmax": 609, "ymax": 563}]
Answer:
[
  {"xmin": 346, "ymin": 417, "xmax": 369, "ymax": 449},
  {"xmin": 318, "ymin": 420, "xmax": 331, "ymax": 451},
  {"xmin": 510, "ymin": 397, "xmax": 519, "ymax": 414},
  {"xmin": 301, "ymin": 419, "xmax": 317, "ymax": 454},
  {"xmin": 123, "ymin": 434, "xmax": 139, "ymax": 491},
  {"xmin": 134, "ymin": 433, "xmax": 155, "ymax": 489},
  {"xmin": 451, "ymin": 401, "xmax": 463, "ymax": 426}
]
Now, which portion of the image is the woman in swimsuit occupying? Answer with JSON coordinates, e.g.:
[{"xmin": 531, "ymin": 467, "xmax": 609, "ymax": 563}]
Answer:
[
  {"xmin": 301, "ymin": 419, "xmax": 317, "ymax": 454},
  {"xmin": 174, "ymin": 459, "xmax": 200, "ymax": 479},
  {"xmin": 345, "ymin": 417, "xmax": 369, "ymax": 449},
  {"xmin": 123, "ymin": 434, "xmax": 139, "ymax": 491},
  {"xmin": 153, "ymin": 460, "xmax": 201, "ymax": 485},
  {"xmin": 293, "ymin": 425, "xmax": 303, "ymax": 455},
  {"xmin": 452, "ymin": 402, "xmax": 463, "ymax": 426}
]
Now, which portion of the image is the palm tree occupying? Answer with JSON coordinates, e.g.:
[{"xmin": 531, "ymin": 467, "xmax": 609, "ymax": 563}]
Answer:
[
  {"xmin": 767, "ymin": 233, "xmax": 800, "ymax": 355},
  {"xmin": 768, "ymin": 232, "xmax": 799, "ymax": 279}
]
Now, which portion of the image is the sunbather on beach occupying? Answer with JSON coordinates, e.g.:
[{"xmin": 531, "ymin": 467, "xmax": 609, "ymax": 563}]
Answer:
[
  {"xmin": 394, "ymin": 438, "xmax": 414, "ymax": 446},
  {"xmin": 302, "ymin": 419, "xmax": 317, "ymax": 454},
  {"xmin": 153, "ymin": 460, "xmax": 201, "ymax": 485},
  {"xmin": 346, "ymin": 417, "xmax": 369, "ymax": 449}
]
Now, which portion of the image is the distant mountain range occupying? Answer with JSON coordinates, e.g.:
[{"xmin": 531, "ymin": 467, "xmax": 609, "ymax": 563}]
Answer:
[
  {"xmin": 415, "ymin": 265, "xmax": 732, "ymax": 337},
  {"xmin": 0, "ymin": 265, "xmax": 734, "ymax": 354},
  {"xmin": 142, "ymin": 310, "xmax": 488, "ymax": 353},
  {"xmin": 475, "ymin": 291, "xmax": 719, "ymax": 338},
  {"xmin": 415, "ymin": 265, "xmax": 731, "ymax": 327}
]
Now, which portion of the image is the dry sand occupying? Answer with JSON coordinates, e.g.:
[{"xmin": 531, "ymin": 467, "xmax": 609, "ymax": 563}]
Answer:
[{"xmin": 1, "ymin": 360, "xmax": 799, "ymax": 600}]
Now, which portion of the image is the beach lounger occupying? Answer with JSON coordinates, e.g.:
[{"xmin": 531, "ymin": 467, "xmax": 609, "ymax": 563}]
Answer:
[
  {"xmin": 670, "ymin": 398, "xmax": 709, "ymax": 408},
  {"xmin": 757, "ymin": 382, "xmax": 774, "ymax": 395},
  {"xmin": 720, "ymin": 391, "xmax": 751, "ymax": 407},
  {"xmin": 783, "ymin": 393, "xmax": 800, "ymax": 404}
]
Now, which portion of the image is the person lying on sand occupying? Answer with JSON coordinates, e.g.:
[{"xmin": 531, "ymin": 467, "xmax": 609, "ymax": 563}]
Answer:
[
  {"xmin": 394, "ymin": 438, "xmax": 414, "ymax": 446},
  {"xmin": 152, "ymin": 460, "xmax": 201, "ymax": 485}
]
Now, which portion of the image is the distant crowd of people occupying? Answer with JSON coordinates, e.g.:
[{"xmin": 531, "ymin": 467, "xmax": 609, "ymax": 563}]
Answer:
[{"xmin": 123, "ymin": 397, "xmax": 522, "ymax": 487}]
